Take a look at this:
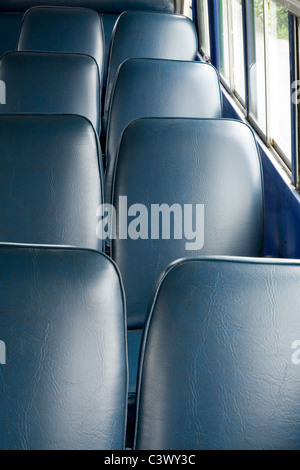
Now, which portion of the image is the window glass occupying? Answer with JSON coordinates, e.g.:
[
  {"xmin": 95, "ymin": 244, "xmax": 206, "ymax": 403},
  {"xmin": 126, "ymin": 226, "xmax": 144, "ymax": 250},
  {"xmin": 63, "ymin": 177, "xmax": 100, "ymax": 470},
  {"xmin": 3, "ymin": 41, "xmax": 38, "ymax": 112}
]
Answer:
[
  {"xmin": 268, "ymin": 1, "xmax": 291, "ymax": 160},
  {"xmin": 197, "ymin": 0, "xmax": 294, "ymax": 166},
  {"xmin": 248, "ymin": 0, "xmax": 267, "ymax": 134},
  {"xmin": 197, "ymin": 0, "xmax": 211, "ymax": 59}
]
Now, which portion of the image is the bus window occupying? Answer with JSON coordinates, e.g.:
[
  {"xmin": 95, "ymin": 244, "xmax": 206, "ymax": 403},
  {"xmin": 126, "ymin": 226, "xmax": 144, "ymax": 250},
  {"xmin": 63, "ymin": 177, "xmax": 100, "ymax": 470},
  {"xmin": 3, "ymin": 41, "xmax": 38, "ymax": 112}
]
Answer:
[{"xmin": 218, "ymin": 0, "xmax": 231, "ymax": 84}]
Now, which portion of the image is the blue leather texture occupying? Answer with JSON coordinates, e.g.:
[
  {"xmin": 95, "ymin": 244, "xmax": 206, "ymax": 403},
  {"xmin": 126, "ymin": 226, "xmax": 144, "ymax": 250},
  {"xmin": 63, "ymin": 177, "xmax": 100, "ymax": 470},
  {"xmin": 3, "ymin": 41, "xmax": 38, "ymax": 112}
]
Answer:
[
  {"xmin": 0, "ymin": 12, "xmax": 22, "ymax": 58},
  {"xmin": 135, "ymin": 256, "xmax": 300, "ymax": 450},
  {"xmin": 0, "ymin": 115, "xmax": 103, "ymax": 251},
  {"xmin": 18, "ymin": 7, "xmax": 105, "ymax": 80},
  {"xmin": 111, "ymin": 118, "xmax": 264, "ymax": 415},
  {"xmin": 0, "ymin": 0, "xmax": 175, "ymax": 13},
  {"xmin": 105, "ymin": 59, "xmax": 222, "ymax": 203},
  {"xmin": 0, "ymin": 51, "xmax": 101, "ymax": 133},
  {"xmin": 104, "ymin": 11, "xmax": 198, "ymax": 131},
  {"xmin": 112, "ymin": 117, "xmax": 264, "ymax": 329},
  {"xmin": 0, "ymin": 244, "xmax": 127, "ymax": 450}
]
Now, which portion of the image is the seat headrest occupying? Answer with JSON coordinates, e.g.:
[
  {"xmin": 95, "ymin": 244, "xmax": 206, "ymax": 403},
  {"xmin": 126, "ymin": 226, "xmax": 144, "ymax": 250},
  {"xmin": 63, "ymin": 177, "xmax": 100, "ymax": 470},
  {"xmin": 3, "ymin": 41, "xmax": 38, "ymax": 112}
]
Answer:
[
  {"xmin": 18, "ymin": 7, "xmax": 104, "ymax": 77},
  {"xmin": 0, "ymin": 0, "xmax": 175, "ymax": 13},
  {"xmin": 104, "ymin": 11, "xmax": 198, "ymax": 126}
]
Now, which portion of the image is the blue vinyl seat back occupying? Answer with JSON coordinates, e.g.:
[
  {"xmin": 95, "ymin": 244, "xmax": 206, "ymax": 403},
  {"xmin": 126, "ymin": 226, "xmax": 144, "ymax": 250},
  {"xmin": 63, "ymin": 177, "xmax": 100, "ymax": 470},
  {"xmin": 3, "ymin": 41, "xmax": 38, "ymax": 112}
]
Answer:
[
  {"xmin": 111, "ymin": 118, "xmax": 264, "ymax": 398},
  {"xmin": 17, "ymin": 6, "xmax": 105, "ymax": 82},
  {"xmin": 0, "ymin": 1, "xmax": 176, "ymax": 86},
  {"xmin": 135, "ymin": 257, "xmax": 300, "ymax": 450},
  {"xmin": 0, "ymin": 115, "xmax": 103, "ymax": 251},
  {"xmin": 103, "ymin": 11, "xmax": 198, "ymax": 132},
  {"xmin": 105, "ymin": 59, "xmax": 222, "ymax": 203},
  {"xmin": 0, "ymin": 51, "xmax": 101, "ymax": 133},
  {"xmin": 0, "ymin": 244, "xmax": 127, "ymax": 450}
]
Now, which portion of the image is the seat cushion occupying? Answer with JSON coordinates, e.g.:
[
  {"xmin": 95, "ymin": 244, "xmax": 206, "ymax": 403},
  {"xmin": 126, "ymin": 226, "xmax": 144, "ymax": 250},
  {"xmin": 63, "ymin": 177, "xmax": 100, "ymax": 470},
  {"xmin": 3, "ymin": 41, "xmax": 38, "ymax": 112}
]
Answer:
[
  {"xmin": 135, "ymin": 256, "xmax": 300, "ymax": 450},
  {"xmin": 0, "ymin": 244, "xmax": 127, "ymax": 450},
  {"xmin": 0, "ymin": 51, "xmax": 101, "ymax": 133},
  {"xmin": 0, "ymin": 114, "xmax": 103, "ymax": 251}
]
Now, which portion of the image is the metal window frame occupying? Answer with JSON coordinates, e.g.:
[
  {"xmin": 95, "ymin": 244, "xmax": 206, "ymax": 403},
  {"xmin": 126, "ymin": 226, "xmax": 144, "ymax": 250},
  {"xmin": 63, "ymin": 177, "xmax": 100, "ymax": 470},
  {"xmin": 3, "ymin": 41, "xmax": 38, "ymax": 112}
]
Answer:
[
  {"xmin": 263, "ymin": 0, "xmax": 272, "ymax": 144},
  {"xmin": 265, "ymin": 3, "xmax": 294, "ymax": 169},
  {"xmin": 291, "ymin": 15, "xmax": 300, "ymax": 187},
  {"xmin": 215, "ymin": 0, "xmax": 248, "ymax": 107},
  {"xmin": 198, "ymin": 0, "xmax": 298, "ymax": 177}
]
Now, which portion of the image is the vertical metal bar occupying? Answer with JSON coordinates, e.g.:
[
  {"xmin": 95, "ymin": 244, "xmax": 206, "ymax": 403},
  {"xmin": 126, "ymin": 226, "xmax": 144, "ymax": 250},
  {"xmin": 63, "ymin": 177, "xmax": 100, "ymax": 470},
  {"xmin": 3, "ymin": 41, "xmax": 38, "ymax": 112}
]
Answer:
[
  {"xmin": 290, "ymin": 15, "xmax": 300, "ymax": 187},
  {"xmin": 208, "ymin": 0, "xmax": 220, "ymax": 70},
  {"xmin": 263, "ymin": 0, "xmax": 271, "ymax": 143}
]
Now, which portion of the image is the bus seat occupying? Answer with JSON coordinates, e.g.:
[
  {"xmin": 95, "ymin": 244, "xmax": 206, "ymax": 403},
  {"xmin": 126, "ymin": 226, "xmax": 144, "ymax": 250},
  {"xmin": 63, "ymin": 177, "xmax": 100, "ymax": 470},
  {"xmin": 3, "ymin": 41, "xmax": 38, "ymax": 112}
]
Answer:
[
  {"xmin": 17, "ymin": 6, "xmax": 105, "ymax": 83},
  {"xmin": 0, "ymin": 244, "xmax": 127, "ymax": 450},
  {"xmin": 135, "ymin": 256, "xmax": 300, "ymax": 450},
  {"xmin": 103, "ymin": 10, "xmax": 198, "ymax": 133},
  {"xmin": 0, "ymin": 51, "xmax": 101, "ymax": 133},
  {"xmin": 0, "ymin": 11, "xmax": 22, "ymax": 58},
  {"xmin": 0, "ymin": 1, "xmax": 176, "ymax": 87},
  {"xmin": 110, "ymin": 117, "xmax": 264, "ymax": 436},
  {"xmin": 105, "ymin": 58, "xmax": 222, "ymax": 203},
  {"xmin": 0, "ymin": 115, "xmax": 103, "ymax": 252}
]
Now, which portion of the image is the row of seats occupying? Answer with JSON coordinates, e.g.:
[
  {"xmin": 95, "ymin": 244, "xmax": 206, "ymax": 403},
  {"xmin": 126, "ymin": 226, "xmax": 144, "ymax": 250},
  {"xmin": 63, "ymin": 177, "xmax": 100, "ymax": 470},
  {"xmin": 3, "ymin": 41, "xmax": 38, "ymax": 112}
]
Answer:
[
  {"xmin": 0, "ymin": 3, "xmax": 205, "ymax": 447},
  {"xmin": 0, "ymin": 114, "xmax": 264, "ymax": 432},
  {"xmin": 0, "ymin": 4, "xmax": 197, "ymax": 136},
  {"xmin": 0, "ymin": 6, "xmax": 223, "ymax": 436},
  {"xmin": 0, "ymin": 5, "xmax": 203, "ymax": 196},
  {"xmin": 1, "ymin": 244, "xmax": 299, "ymax": 450},
  {"xmin": 0, "ymin": 53, "xmax": 220, "ymax": 200}
]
